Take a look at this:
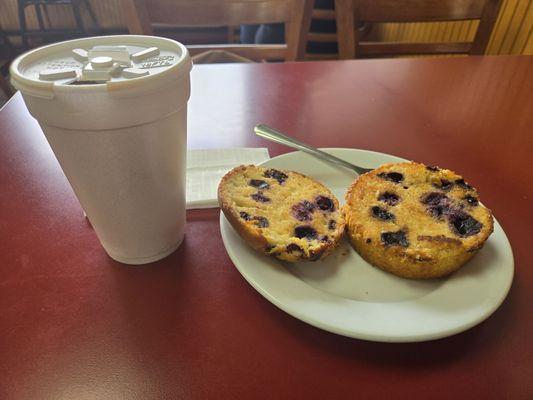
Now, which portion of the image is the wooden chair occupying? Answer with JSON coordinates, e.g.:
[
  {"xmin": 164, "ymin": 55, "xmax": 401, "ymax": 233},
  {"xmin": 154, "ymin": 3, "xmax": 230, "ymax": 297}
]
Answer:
[
  {"xmin": 334, "ymin": 0, "xmax": 503, "ymax": 59},
  {"xmin": 120, "ymin": 0, "xmax": 314, "ymax": 62}
]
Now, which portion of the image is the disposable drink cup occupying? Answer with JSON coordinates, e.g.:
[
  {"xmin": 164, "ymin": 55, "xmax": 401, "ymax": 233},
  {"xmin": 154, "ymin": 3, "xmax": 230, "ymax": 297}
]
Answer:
[{"xmin": 10, "ymin": 35, "xmax": 192, "ymax": 264}]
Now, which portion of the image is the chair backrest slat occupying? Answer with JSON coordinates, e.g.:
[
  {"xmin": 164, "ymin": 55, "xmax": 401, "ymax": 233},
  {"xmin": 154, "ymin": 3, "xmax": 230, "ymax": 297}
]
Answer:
[
  {"xmin": 357, "ymin": 0, "xmax": 487, "ymax": 23},
  {"xmin": 187, "ymin": 44, "xmax": 288, "ymax": 60},
  {"xmin": 144, "ymin": 0, "xmax": 291, "ymax": 27},
  {"xmin": 358, "ymin": 41, "xmax": 472, "ymax": 56}
]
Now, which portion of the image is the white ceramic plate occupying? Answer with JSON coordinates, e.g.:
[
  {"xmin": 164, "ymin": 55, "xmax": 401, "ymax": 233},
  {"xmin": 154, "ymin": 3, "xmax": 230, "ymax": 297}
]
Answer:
[{"xmin": 219, "ymin": 149, "xmax": 514, "ymax": 342}]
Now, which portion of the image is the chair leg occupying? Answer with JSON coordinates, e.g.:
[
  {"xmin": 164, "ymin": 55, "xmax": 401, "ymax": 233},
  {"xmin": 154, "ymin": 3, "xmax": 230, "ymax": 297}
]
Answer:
[
  {"xmin": 34, "ymin": 3, "xmax": 46, "ymax": 31},
  {"xmin": 17, "ymin": 0, "xmax": 29, "ymax": 49},
  {"xmin": 334, "ymin": 0, "xmax": 356, "ymax": 59},
  {"xmin": 1, "ymin": 29, "xmax": 16, "ymax": 57},
  {"xmin": 42, "ymin": 3, "xmax": 53, "ymax": 29},
  {"xmin": 294, "ymin": 0, "xmax": 314, "ymax": 61},
  {"xmin": 71, "ymin": 0, "xmax": 87, "ymax": 34},
  {"xmin": 82, "ymin": 0, "xmax": 99, "ymax": 27}
]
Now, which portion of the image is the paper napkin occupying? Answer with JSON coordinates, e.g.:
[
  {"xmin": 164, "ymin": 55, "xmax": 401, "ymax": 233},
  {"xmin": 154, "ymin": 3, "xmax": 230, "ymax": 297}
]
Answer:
[{"xmin": 186, "ymin": 148, "xmax": 270, "ymax": 209}]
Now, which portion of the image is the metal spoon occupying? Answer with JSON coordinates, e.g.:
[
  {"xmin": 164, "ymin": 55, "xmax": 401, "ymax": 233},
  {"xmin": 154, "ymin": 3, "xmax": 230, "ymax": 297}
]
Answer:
[{"xmin": 254, "ymin": 124, "xmax": 372, "ymax": 175}]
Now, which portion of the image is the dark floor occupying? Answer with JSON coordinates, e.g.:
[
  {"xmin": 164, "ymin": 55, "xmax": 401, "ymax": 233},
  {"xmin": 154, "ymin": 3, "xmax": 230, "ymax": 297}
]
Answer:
[{"xmin": 1, "ymin": 85, "xmax": 11, "ymax": 108}]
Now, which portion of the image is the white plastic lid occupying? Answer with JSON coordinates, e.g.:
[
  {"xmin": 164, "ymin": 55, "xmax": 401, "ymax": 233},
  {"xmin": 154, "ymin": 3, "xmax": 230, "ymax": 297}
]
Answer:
[{"xmin": 10, "ymin": 35, "xmax": 192, "ymax": 99}]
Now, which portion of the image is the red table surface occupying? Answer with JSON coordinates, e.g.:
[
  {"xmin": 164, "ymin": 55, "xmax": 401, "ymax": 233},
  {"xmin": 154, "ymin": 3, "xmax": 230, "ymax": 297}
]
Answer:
[{"xmin": 1, "ymin": 56, "xmax": 532, "ymax": 399}]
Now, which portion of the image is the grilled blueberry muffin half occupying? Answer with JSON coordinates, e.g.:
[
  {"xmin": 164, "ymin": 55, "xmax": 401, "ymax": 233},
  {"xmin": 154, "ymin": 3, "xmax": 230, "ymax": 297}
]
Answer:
[
  {"xmin": 218, "ymin": 165, "xmax": 345, "ymax": 262},
  {"xmin": 344, "ymin": 162, "xmax": 493, "ymax": 279}
]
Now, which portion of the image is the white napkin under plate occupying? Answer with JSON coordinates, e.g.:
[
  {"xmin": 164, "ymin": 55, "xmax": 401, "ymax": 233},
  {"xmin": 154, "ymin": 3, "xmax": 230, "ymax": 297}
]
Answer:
[{"xmin": 186, "ymin": 148, "xmax": 270, "ymax": 209}]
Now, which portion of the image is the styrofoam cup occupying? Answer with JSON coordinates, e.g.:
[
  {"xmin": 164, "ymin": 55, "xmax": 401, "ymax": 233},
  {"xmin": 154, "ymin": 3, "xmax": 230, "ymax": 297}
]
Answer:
[{"xmin": 10, "ymin": 35, "xmax": 192, "ymax": 264}]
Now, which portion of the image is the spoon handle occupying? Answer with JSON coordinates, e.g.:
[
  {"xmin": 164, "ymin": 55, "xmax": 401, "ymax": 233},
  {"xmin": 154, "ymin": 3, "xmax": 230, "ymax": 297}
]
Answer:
[{"xmin": 254, "ymin": 124, "xmax": 371, "ymax": 175}]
